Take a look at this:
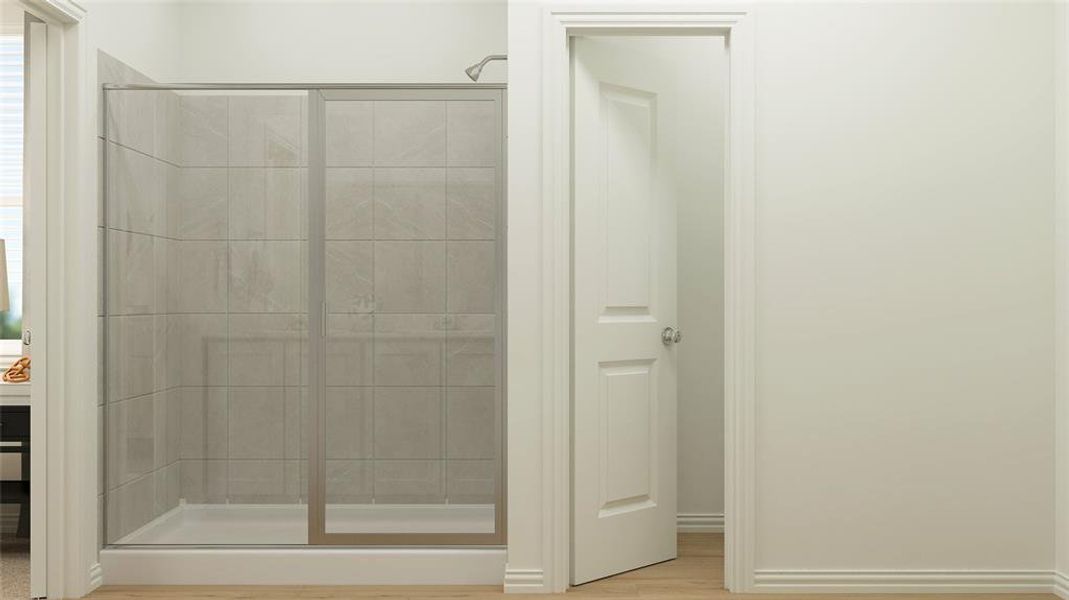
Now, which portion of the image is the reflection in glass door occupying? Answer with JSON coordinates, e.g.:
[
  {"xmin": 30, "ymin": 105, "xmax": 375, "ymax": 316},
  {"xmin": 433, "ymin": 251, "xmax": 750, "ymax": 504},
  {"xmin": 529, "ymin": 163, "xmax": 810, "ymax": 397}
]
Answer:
[{"xmin": 308, "ymin": 88, "xmax": 506, "ymax": 545}]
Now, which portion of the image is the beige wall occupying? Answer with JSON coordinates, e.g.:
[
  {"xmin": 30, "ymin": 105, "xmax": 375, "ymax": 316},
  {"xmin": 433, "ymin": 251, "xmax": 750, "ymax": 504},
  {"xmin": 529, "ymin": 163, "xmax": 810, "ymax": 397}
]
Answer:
[{"xmin": 508, "ymin": 0, "xmax": 1057, "ymax": 588}]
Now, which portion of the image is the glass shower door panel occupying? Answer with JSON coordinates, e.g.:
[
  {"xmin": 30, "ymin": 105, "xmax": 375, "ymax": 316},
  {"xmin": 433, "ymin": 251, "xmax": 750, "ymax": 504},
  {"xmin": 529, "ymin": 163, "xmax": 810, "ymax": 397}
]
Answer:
[
  {"xmin": 103, "ymin": 87, "xmax": 310, "ymax": 546},
  {"xmin": 311, "ymin": 88, "xmax": 504, "ymax": 543}
]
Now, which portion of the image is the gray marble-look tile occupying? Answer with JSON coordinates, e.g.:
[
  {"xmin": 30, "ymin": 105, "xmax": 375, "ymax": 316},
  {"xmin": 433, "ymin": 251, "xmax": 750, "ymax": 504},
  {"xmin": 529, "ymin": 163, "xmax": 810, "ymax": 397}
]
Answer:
[
  {"xmin": 373, "ymin": 101, "xmax": 446, "ymax": 167},
  {"xmin": 374, "ymin": 241, "xmax": 446, "ymax": 313},
  {"xmin": 229, "ymin": 168, "xmax": 305, "ymax": 240},
  {"xmin": 174, "ymin": 241, "xmax": 228, "ymax": 313},
  {"xmin": 229, "ymin": 95, "xmax": 305, "ymax": 167},
  {"xmin": 447, "ymin": 101, "xmax": 497, "ymax": 167},
  {"xmin": 229, "ymin": 241, "xmax": 304, "ymax": 313},
  {"xmin": 169, "ymin": 167, "xmax": 228, "ymax": 240},
  {"xmin": 326, "ymin": 460, "xmax": 373, "ymax": 504},
  {"xmin": 154, "ymin": 387, "xmax": 182, "ymax": 469},
  {"xmin": 106, "ymin": 472, "xmax": 156, "ymax": 543},
  {"xmin": 178, "ymin": 314, "xmax": 229, "ymax": 387},
  {"xmin": 373, "ymin": 460, "xmax": 444, "ymax": 504},
  {"xmin": 326, "ymin": 168, "xmax": 373, "ymax": 240},
  {"xmin": 180, "ymin": 387, "xmax": 229, "ymax": 459},
  {"xmin": 374, "ymin": 168, "xmax": 446, "ymax": 240},
  {"xmin": 373, "ymin": 314, "xmax": 446, "ymax": 387},
  {"xmin": 446, "ymin": 314, "xmax": 496, "ymax": 387},
  {"xmin": 228, "ymin": 313, "xmax": 304, "ymax": 387},
  {"xmin": 326, "ymin": 101, "xmax": 373, "ymax": 167},
  {"xmin": 154, "ymin": 90, "xmax": 182, "ymax": 166},
  {"xmin": 446, "ymin": 241, "xmax": 496, "ymax": 313},
  {"xmin": 446, "ymin": 387, "xmax": 496, "ymax": 459},
  {"xmin": 228, "ymin": 459, "xmax": 296, "ymax": 503},
  {"xmin": 446, "ymin": 168, "xmax": 496, "ymax": 240},
  {"xmin": 107, "ymin": 229, "xmax": 155, "ymax": 315},
  {"xmin": 326, "ymin": 241, "xmax": 373, "ymax": 313},
  {"xmin": 154, "ymin": 462, "xmax": 182, "ymax": 516},
  {"xmin": 326, "ymin": 313, "xmax": 373, "ymax": 387},
  {"xmin": 154, "ymin": 315, "xmax": 182, "ymax": 392},
  {"xmin": 228, "ymin": 388, "xmax": 285, "ymax": 459},
  {"xmin": 374, "ymin": 387, "xmax": 443, "ymax": 460},
  {"xmin": 107, "ymin": 315, "xmax": 155, "ymax": 403},
  {"xmin": 179, "ymin": 95, "xmax": 228, "ymax": 167},
  {"xmin": 179, "ymin": 459, "xmax": 227, "ymax": 504},
  {"xmin": 107, "ymin": 142, "xmax": 164, "ymax": 236},
  {"xmin": 106, "ymin": 89, "xmax": 157, "ymax": 157},
  {"xmin": 325, "ymin": 387, "xmax": 373, "ymax": 460},
  {"xmin": 106, "ymin": 393, "xmax": 156, "ymax": 490},
  {"xmin": 284, "ymin": 388, "xmax": 306, "ymax": 460},
  {"xmin": 446, "ymin": 460, "xmax": 496, "ymax": 504}
]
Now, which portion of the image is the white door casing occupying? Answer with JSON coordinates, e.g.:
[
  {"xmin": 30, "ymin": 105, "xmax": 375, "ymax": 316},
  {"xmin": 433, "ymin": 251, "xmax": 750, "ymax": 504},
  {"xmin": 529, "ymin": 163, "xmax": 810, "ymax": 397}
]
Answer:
[{"xmin": 571, "ymin": 35, "xmax": 678, "ymax": 585}]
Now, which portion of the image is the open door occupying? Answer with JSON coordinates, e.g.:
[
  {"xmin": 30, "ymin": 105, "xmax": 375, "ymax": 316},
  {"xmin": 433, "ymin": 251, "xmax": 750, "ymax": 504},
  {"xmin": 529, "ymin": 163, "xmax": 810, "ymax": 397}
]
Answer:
[{"xmin": 571, "ymin": 36, "xmax": 678, "ymax": 585}]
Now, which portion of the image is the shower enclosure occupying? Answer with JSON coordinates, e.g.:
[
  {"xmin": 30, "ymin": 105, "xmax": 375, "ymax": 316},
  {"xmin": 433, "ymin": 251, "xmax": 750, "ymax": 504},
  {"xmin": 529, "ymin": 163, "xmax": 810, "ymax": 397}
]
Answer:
[{"xmin": 101, "ymin": 83, "xmax": 505, "ymax": 547}]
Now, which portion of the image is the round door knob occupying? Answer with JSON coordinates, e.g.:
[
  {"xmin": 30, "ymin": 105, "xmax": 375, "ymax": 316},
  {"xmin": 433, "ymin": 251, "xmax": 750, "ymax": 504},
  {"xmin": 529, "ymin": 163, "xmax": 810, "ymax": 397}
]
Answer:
[{"xmin": 662, "ymin": 326, "xmax": 680, "ymax": 346}]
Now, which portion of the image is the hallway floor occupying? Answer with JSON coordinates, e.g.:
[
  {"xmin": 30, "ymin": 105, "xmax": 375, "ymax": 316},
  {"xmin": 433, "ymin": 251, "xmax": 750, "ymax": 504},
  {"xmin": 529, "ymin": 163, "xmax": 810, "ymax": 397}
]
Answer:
[{"xmin": 87, "ymin": 534, "xmax": 1056, "ymax": 599}]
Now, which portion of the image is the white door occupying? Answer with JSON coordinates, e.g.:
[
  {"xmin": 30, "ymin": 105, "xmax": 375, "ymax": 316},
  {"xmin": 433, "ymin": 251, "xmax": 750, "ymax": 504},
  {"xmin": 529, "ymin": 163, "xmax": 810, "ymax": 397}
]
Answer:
[{"xmin": 572, "ymin": 36, "xmax": 678, "ymax": 585}]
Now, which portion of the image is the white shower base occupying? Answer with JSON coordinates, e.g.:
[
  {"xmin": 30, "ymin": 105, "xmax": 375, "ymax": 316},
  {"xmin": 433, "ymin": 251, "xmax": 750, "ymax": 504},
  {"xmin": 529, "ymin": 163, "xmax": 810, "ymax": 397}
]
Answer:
[
  {"xmin": 116, "ymin": 503, "xmax": 495, "ymax": 545},
  {"xmin": 100, "ymin": 503, "xmax": 504, "ymax": 586}
]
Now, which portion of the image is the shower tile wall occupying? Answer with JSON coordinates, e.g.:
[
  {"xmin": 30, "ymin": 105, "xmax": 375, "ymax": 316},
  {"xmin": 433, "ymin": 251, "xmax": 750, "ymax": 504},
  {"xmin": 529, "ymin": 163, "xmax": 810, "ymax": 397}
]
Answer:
[
  {"xmin": 171, "ymin": 92, "xmax": 310, "ymax": 508},
  {"xmin": 99, "ymin": 52, "xmax": 182, "ymax": 544},
  {"xmin": 103, "ymin": 82, "xmax": 500, "ymax": 545},
  {"xmin": 323, "ymin": 99, "xmax": 498, "ymax": 507}
]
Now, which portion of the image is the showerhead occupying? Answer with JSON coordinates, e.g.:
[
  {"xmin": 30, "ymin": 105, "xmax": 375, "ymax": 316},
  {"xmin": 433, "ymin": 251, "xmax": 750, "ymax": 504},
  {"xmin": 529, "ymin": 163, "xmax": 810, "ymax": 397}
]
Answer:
[{"xmin": 464, "ymin": 54, "xmax": 507, "ymax": 82}]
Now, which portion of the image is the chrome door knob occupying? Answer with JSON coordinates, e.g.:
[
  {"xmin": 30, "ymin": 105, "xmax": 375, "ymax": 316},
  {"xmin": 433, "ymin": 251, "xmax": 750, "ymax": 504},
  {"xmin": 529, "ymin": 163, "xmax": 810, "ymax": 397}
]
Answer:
[{"xmin": 662, "ymin": 327, "xmax": 682, "ymax": 346}]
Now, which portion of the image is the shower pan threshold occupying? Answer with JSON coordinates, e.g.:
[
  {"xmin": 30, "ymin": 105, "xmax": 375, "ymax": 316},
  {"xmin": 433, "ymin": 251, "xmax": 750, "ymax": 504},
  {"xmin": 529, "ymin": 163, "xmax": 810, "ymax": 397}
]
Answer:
[
  {"xmin": 100, "ymin": 503, "xmax": 504, "ymax": 586},
  {"xmin": 116, "ymin": 503, "xmax": 496, "ymax": 545}
]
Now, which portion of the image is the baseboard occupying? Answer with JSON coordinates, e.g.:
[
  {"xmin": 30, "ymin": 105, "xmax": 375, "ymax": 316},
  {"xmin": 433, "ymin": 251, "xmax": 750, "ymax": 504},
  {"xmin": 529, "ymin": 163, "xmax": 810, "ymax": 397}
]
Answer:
[
  {"xmin": 100, "ymin": 547, "xmax": 506, "ymax": 585},
  {"xmin": 753, "ymin": 569, "xmax": 1055, "ymax": 594},
  {"xmin": 1054, "ymin": 571, "xmax": 1069, "ymax": 599},
  {"xmin": 87, "ymin": 562, "xmax": 104, "ymax": 590},
  {"xmin": 504, "ymin": 568, "xmax": 546, "ymax": 593},
  {"xmin": 676, "ymin": 513, "xmax": 724, "ymax": 533}
]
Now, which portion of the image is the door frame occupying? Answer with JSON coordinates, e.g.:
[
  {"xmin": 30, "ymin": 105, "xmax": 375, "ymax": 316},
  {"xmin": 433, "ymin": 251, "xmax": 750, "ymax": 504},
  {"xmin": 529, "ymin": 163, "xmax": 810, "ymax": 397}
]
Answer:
[
  {"xmin": 18, "ymin": 0, "xmax": 94, "ymax": 598},
  {"xmin": 530, "ymin": 6, "xmax": 756, "ymax": 593}
]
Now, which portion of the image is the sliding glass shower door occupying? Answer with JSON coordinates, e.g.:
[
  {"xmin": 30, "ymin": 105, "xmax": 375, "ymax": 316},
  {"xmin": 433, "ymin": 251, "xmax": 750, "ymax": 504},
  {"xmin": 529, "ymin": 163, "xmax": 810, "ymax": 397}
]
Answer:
[
  {"xmin": 102, "ymin": 82, "xmax": 504, "ymax": 547},
  {"xmin": 307, "ymin": 88, "xmax": 506, "ymax": 545}
]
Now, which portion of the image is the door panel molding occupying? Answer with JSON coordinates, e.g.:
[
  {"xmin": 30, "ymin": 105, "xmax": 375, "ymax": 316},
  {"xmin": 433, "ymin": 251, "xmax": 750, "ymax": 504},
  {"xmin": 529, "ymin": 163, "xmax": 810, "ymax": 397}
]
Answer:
[{"xmin": 525, "ymin": 6, "xmax": 755, "ymax": 593}]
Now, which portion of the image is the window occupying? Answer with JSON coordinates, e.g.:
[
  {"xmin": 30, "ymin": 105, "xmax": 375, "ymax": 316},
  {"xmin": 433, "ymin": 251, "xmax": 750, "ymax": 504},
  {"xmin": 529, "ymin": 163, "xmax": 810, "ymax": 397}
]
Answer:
[{"xmin": 0, "ymin": 21, "xmax": 24, "ymax": 357}]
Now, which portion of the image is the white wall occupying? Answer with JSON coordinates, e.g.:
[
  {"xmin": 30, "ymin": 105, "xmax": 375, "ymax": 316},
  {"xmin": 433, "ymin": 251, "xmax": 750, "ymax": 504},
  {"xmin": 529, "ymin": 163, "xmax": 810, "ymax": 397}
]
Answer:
[
  {"xmin": 508, "ymin": 0, "xmax": 1056, "ymax": 590},
  {"xmin": 174, "ymin": 0, "xmax": 505, "ymax": 83},
  {"xmin": 1056, "ymin": 0, "xmax": 1069, "ymax": 593},
  {"xmin": 84, "ymin": 0, "xmax": 184, "ymax": 82},
  {"xmin": 753, "ymin": 1, "xmax": 1053, "ymax": 571}
]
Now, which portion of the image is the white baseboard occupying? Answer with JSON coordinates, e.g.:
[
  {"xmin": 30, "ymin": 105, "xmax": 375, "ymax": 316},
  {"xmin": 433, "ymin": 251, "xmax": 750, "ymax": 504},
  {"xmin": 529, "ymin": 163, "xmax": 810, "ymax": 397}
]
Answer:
[
  {"xmin": 753, "ymin": 569, "xmax": 1055, "ymax": 594},
  {"xmin": 676, "ymin": 513, "xmax": 724, "ymax": 533},
  {"xmin": 87, "ymin": 562, "xmax": 103, "ymax": 590},
  {"xmin": 100, "ymin": 547, "xmax": 505, "ymax": 585},
  {"xmin": 1054, "ymin": 571, "xmax": 1069, "ymax": 600},
  {"xmin": 504, "ymin": 568, "xmax": 546, "ymax": 593}
]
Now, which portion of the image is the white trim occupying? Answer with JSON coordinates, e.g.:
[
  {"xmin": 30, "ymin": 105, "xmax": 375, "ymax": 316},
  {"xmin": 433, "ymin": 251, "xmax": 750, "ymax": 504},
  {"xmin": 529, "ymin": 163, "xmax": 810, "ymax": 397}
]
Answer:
[
  {"xmin": 754, "ymin": 570, "xmax": 1057, "ymax": 594},
  {"xmin": 16, "ymin": 1, "xmax": 93, "ymax": 598},
  {"xmin": 22, "ymin": 0, "xmax": 84, "ymax": 24},
  {"xmin": 676, "ymin": 513, "xmax": 724, "ymax": 533},
  {"xmin": 531, "ymin": 5, "xmax": 756, "ymax": 593},
  {"xmin": 100, "ymin": 548, "xmax": 506, "ymax": 586},
  {"xmin": 86, "ymin": 563, "xmax": 103, "ymax": 590},
  {"xmin": 504, "ymin": 568, "xmax": 546, "ymax": 593},
  {"xmin": 1054, "ymin": 571, "xmax": 1069, "ymax": 600}
]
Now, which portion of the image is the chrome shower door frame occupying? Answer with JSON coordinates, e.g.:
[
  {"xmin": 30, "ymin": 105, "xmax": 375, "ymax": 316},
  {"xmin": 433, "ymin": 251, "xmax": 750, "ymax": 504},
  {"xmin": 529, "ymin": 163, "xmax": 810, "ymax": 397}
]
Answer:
[{"xmin": 307, "ymin": 86, "xmax": 508, "ymax": 546}]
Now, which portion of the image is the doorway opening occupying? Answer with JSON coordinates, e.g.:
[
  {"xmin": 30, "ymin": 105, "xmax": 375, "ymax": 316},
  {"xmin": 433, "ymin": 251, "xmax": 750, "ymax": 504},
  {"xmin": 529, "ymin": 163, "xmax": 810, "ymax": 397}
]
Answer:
[
  {"xmin": 0, "ymin": 3, "xmax": 47, "ymax": 599},
  {"xmin": 569, "ymin": 34, "xmax": 727, "ymax": 587}
]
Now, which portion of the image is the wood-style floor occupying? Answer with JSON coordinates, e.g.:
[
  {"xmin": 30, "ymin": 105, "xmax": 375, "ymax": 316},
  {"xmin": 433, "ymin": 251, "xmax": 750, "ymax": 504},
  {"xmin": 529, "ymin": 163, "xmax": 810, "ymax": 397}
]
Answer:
[{"xmin": 86, "ymin": 533, "xmax": 1056, "ymax": 599}]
